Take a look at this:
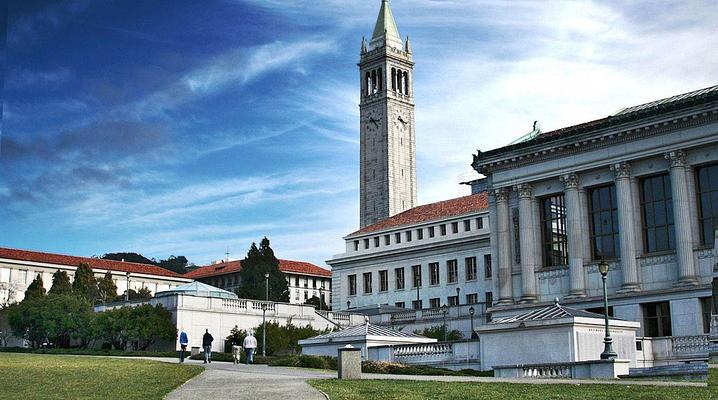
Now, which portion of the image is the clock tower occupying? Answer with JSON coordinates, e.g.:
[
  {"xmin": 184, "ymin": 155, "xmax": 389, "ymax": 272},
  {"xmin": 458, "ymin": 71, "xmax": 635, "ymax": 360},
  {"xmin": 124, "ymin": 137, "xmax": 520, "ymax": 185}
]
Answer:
[{"xmin": 359, "ymin": 0, "xmax": 417, "ymax": 228}]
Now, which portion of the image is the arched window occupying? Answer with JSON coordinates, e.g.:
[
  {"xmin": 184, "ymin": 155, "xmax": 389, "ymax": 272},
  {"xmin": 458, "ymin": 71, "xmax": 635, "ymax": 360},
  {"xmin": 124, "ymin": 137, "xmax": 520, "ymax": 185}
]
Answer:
[
  {"xmin": 391, "ymin": 68, "xmax": 397, "ymax": 91},
  {"xmin": 397, "ymin": 69, "xmax": 403, "ymax": 94},
  {"xmin": 403, "ymin": 72, "xmax": 409, "ymax": 95},
  {"xmin": 378, "ymin": 68, "xmax": 383, "ymax": 91},
  {"xmin": 365, "ymin": 72, "xmax": 371, "ymax": 96},
  {"xmin": 371, "ymin": 70, "xmax": 376, "ymax": 94}
]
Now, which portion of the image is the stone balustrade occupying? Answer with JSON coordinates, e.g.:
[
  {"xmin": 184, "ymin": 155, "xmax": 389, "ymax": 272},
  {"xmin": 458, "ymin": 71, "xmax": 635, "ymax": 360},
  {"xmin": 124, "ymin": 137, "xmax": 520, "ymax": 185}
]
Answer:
[
  {"xmin": 221, "ymin": 299, "xmax": 248, "ymax": 310},
  {"xmin": 671, "ymin": 335, "xmax": 710, "ymax": 354},
  {"xmin": 521, "ymin": 365, "xmax": 571, "ymax": 378},
  {"xmin": 394, "ymin": 342, "xmax": 453, "ymax": 358}
]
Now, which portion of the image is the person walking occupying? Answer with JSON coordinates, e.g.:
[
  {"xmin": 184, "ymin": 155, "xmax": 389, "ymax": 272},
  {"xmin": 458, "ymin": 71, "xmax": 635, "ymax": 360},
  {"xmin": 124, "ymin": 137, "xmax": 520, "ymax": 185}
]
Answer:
[
  {"xmin": 179, "ymin": 330, "xmax": 189, "ymax": 363},
  {"xmin": 243, "ymin": 331, "xmax": 257, "ymax": 365},
  {"xmin": 202, "ymin": 329, "xmax": 214, "ymax": 364}
]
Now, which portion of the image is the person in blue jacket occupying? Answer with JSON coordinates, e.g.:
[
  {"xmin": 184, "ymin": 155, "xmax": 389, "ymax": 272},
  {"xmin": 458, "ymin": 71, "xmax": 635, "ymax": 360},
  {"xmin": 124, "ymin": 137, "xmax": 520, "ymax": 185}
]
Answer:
[{"xmin": 179, "ymin": 330, "xmax": 189, "ymax": 363}]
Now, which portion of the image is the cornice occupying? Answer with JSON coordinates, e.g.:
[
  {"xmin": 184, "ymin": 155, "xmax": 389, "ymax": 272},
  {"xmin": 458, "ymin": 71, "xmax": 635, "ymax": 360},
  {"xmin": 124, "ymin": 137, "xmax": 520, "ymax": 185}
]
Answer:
[{"xmin": 474, "ymin": 107, "xmax": 718, "ymax": 175}]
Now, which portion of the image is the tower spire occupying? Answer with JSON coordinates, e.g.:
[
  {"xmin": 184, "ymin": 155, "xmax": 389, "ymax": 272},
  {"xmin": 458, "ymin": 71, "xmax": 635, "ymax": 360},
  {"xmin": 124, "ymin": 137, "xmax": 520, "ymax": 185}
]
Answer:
[{"xmin": 370, "ymin": 0, "xmax": 403, "ymax": 50}]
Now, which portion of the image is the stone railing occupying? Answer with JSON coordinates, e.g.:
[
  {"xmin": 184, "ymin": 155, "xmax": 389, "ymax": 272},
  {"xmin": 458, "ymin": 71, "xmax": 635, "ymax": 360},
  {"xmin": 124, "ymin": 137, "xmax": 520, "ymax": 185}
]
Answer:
[
  {"xmin": 394, "ymin": 343, "xmax": 453, "ymax": 358},
  {"xmin": 251, "ymin": 301, "xmax": 276, "ymax": 312},
  {"xmin": 672, "ymin": 335, "xmax": 710, "ymax": 354},
  {"xmin": 391, "ymin": 310, "xmax": 416, "ymax": 321},
  {"xmin": 315, "ymin": 310, "xmax": 350, "ymax": 323},
  {"xmin": 222, "ymin": 299, "xmax": 247, "ymax": 310},
  {"xmin": 421, "ymin": 308, "xmax": 444, "ymax": 319},
  {"xmin": 710, "ymin": 315, "xmax": 718, "ymax": 339},
  {"xmin": 521, "ymin": 364, "xmax": 571, "ymax": 378}
]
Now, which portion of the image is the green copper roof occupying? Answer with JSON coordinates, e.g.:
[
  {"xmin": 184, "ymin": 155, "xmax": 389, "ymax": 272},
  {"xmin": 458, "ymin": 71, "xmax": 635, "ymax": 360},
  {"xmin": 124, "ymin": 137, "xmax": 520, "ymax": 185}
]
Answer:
[{"xmin": 370, "ymin": 0, "xmax": 403, "ymax": 50}]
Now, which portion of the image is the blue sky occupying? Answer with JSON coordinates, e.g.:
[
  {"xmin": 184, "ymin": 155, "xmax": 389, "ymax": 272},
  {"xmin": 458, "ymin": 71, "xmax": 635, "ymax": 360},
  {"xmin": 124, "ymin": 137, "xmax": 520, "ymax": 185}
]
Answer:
[{"xmin": 1, "ymin": 0, "xmax": 716, "ymax": 268}]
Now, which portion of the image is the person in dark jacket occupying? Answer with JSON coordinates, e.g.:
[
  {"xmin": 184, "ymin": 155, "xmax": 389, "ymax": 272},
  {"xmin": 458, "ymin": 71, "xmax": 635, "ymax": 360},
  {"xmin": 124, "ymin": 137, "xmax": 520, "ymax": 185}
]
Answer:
[
  {"xmin": 179, "ymin": 330, "xmax": 189, "ymax": 363},
  {"xmin": 202, "ymin": 329, "xmax": 214, "ymax": 364}
]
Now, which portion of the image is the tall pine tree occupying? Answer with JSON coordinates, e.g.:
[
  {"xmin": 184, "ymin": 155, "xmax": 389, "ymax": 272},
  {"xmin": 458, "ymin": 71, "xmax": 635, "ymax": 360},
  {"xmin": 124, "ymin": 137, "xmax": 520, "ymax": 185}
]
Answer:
[
  {"xmin": 48, "ymin": 270, "xmax": 73, "ymax": 295},
  {"xmin": 236, "ymin": 238, "xmax": 289, "ymax": 302},
  {"xmin": 24, "ymin": 273, "xmax": 46, "ymax": 301},
  {"xmin": 97, "ymin": 271, "xmax": 118, "ymax": 304},
  {"xmin": 72, "ymin": 263, "xmax": 99, "ymax": 302}
]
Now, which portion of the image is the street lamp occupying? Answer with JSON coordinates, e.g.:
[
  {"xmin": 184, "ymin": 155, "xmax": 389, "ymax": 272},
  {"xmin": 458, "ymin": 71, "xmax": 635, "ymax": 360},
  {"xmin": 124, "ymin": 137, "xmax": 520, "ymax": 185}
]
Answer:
[
  {"xmin": 346, "ymin": 300, "xmax": 351, "ymax": 310},
  {"xmin": 441, "ymin": 304, "xmax": 449, "ymax": 342},
  {"xmin": 263, "ymin": 272, "xmax": 269, "ymax": 357},
  {"xmin": 469, "ymin": 306, "xmax": 477, "ymax": 339},
  {"xmin": 598, "ymin": 261, "xmax": 617, "ymax": 360},
  {"xmin": 455, "ymin": 287, "xmax": 461, "ymax": 306},
  {"xmin": 125, "ymin": 272, "xmax": 130, "ymax": 303},
  {"xmin": 390, "ymin": 314, "xmax": 395, "ymax": 330}
]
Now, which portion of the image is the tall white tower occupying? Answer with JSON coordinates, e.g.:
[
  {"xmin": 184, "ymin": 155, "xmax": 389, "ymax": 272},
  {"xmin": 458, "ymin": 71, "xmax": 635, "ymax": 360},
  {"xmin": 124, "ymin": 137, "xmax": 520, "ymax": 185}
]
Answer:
[{"xmin": 359, "ymin": 0, "xmax": 417, "ymax": 228}]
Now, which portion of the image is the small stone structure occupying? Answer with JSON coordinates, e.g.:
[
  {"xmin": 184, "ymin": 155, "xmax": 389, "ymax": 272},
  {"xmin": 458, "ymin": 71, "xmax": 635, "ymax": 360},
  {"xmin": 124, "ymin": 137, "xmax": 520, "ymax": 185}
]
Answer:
[
  {"xmin": 338, "ymin": 346, "xmax": 362, "ymax": 379},
  {"xmin": 476, "ymin": 300, "xmax": 639, "ymax": 373},
  {"xmin": 494, "ymin": 359, "xmax": 631, "ymax": 379}
]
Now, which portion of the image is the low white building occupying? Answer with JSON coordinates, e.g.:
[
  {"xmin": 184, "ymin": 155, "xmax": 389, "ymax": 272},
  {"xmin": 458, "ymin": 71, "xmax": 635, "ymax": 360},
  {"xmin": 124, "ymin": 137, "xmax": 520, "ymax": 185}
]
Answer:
[{"xmin": 0, "ymin": 247, "xmax": 191, "ymax": 305}]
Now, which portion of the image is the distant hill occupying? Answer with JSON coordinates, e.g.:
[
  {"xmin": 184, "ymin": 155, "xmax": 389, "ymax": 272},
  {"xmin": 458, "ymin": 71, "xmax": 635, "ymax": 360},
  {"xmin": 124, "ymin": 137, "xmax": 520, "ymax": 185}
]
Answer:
[{"xmin": 102, "ymin": 252, "xmax": 192, "ymax": 275}]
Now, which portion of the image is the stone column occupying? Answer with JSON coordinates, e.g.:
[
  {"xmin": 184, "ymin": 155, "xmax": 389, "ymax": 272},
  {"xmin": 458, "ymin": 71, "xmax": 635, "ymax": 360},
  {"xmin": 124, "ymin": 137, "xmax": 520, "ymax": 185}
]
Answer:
[
  {"xmin": 495, "ymin": 188, "xmax": 514, "ymax": 305},
  {"xmin": 665, "ymin": 150, "xmax": 699, "ymax": 286},
  {"xmin": 561, "ymin": 173, "xmax": 586, "ymax": 298},
  {"xmin": 515, "ymin": 184, "xmax": 537, "ymax": 303},
  {"xmin": 611, "ymin": 162, "xmax": 640, "ymax": 292},
  {"xmin": 579, "ymin": 188, "xmax": 592, "ymax": 264}
]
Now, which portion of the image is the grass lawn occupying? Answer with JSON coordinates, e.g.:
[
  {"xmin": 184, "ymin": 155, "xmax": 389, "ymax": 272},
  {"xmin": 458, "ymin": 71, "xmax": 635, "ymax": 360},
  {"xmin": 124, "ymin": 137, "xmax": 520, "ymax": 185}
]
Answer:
[
  {"xmin": 0, "ymin": 353, "xmax": 203, "ymax": 400},
  {"xmin": 310, "ymin": 370, "xmax": 714, "ymax": 400}
]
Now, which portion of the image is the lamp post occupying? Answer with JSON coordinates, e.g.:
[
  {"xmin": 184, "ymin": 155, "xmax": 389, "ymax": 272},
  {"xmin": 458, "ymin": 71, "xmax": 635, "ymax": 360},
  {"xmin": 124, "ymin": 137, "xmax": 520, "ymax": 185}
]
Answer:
[
  {"xmin": 415, "ymin": 278, "xmax": 420, "ymax": 309},
  {"xmin": 441, "ymin": 304, "xmax": 449, "ymax": 342},
  {"xmin": 263, "ymin": 272, "xmax": 269, "ymax": 357},
  {"xmin": 125, "ymin": 272, "xmax": 130, "ymax": 303},
  {"xmin": 455, "ymin": 287, "xmax": 461, "ymax": 306},
  {"xmin": 469, "ymin": 306, "xmax": 477, "ymax": 339},
  {"xmin": 598, "ymin": 261, "xmax": 617, "ymax": 360},
  {"xmin": 390, "ymin": 314, "xmax": 395, "ymax": 330},
  {"xmin": 346, "ymin": 300, "xmax": 351, "ymax": 310}
]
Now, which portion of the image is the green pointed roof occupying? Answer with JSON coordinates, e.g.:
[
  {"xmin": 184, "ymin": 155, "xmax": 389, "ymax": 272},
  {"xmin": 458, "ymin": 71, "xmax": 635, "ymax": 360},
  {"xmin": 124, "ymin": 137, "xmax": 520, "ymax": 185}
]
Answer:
[{"xmin": 370, "ymin": 0, "xmax": 403, "ymax": 50}]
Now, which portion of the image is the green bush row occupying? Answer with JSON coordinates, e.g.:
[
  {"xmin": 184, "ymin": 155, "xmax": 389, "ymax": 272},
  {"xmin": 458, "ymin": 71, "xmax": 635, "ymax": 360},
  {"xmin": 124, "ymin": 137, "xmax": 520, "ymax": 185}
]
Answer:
[{"xmin": 0, "ymin": 347, "xmax": 178, "ymax": 358}]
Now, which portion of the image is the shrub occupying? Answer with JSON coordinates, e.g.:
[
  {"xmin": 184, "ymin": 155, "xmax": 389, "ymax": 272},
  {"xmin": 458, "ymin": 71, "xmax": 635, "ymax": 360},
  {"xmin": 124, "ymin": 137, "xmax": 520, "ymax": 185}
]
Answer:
[
  {"xmin": 269, "ymin": 355, "xmax": 337, "ymax": 370},
  {"xmin": 414, "ymin": 325, "xmax": 463, "ymax": 341},
  {"xmin": 361, "ymin": 361, "xmax": 492, "ymax": 377}
]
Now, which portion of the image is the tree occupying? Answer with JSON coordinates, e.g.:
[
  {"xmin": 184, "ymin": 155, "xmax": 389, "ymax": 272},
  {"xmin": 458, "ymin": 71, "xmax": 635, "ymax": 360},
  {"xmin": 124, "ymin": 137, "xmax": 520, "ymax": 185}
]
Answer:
[
  {"xmin": 94, "ymin": 304, "xmax": 175, "ymax": 350},
  {"xmin": 157, "ymin": 255, "xmax": 189, "ymax": 274},
  {"xmin": 48, "ymin": 270, "xmax": 73, "ymax": 295},
  {"xmin": 102, "ymin": 252, "xmax": 155, "ymax": 265},
  {"xmin": 304, "ymin": 295, "xmax": 330, "ymax": 311},
  {"xmin": 73, "ymin": 262, "xmax": 98, "ymax": 302},
  {"xmin": 102, "ymin": 252, "xmax": 191, "ymax": 274},
  {"xmin": 236, "ymin": 238, "xmax": 290, "ymax": 302},
  {"xmin": 414, "ymin": 325, "xmax": 463, "ymax": 341},
  {"xmin": 7, "ymin": 294, "xmax": 94, "ymax": 348},
  {"xmin": 24, "ymin": 274, "xmax": 46, "ymax": 301},
  {"xmin": 97, "ymin": 271, "xmax": 118, "ymax": 304},
  {"xmin": 114, "ymin": 287, "xmax": 153, "ymax": 302}
]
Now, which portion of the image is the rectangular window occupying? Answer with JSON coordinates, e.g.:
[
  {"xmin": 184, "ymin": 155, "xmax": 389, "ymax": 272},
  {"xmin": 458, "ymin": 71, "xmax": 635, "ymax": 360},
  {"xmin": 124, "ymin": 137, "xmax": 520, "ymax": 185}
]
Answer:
[
  {"xmin": 466, "ymin": 293, "xmax": 478, "ymax": 304},
  {"xmin": 295, "ymin": 290, "xmax": 299, "ymax": 300},
  {"xmin": 363, "ymin": 238, "xmax": 370, "ymax": 249},
  {"xmin": 412, "ymin": 300, "xmax": 423, "ymax": 310},
  {"xmin": 451, "ymin": 222, "xmax": 459, "ymax": 233},
  {"xmin": 395, "ymin": 267, "xmax": 405, "ymax": 290},
  {"xmin": 485, "ymin": 292, "xmax": 494, "ymax": 308},
  {"xmin": 412, "ymin": 265, "xmax": 422, "ymax": 287},
  {"xmin": 406, "ymin": 230, "xmax": 412, "ymax": 242},
  {"xmin": 379, "ymin": 270, "xmax": 388, "ymax": 292},
  {"xmin": 641, "ymin": 174, "xmax": 675, "ymax": 253},
  {"xmin": 701, "ymin": 297, "xmax": 712, "ymax": 334},
  {"xmin": 429, "ymin": 298, "xmax": 441, "ymax": 309},
  {"xmin": 440, "ymin": 224, "xmax": 447, "ymax": 236},
  {"xmin": 313, "ymin": 278, "xmax": 317, "ymax": 288},
  {"xmin": 697, "ymin": 164, "xmax": 718, "ymax": 245},
  {"xmin": 395, "ymin": 232, "xmax": 402, "ymax": 244},
  {"xmin": 541, "ymin": 194, "xmax": 568, "ymax": 267},
  {"xmin": 348, "ymin": 275, "xmax": 357, "ymax": 296},
  {"xmin": 295, "ymin": 277, "xmax": 299, "ymax": 286},
  {"xmin": 465, "ymin": 257, "xmax": 477, "ymax": 281},
  {"xmin": 589, "ymin": 185, "xmax": 620, "ymax": 259},
  {"xmin": 304, "ymin": 278, "xmax": 308, "ymax": 287},
  {"xmin": 384, "ymin": 234, "xmax": 391, "ymax": 245},
  {"xmin": 417, "ymin": 228, "xmax": 424, "ymax": 240},
  {"xmin": 395, "ymin": 301, "xmax": 406, "ymax": 309},
  {"xmin": 374, "ymin": 237, "xmax": 380, "ymax": 247},
  {"xmin": 447, "ymin": 259, "xmax": 458, "ymax": 283},
  {"xmin": 448, "ymin": 295, "xmax": 459, "ymax": 306},
  {"xmin": 304, "ymin": 290, "xmax": 308, "ymax": 300},
  {"xmin": 363, "ymin": 272, "xmax": 373, "ymax": 294},
  {"xmin": 354, "ymin": 240, "xmax": 359, "ymax": 251},
  {"xmin": 477, "ymin": 217, "xmax": 484, "ymax": 229},
  {"xmin": 642, "ymin": 301, "xmax": 672, "ymax": 337},
  {"xmin": 428, "ymin": 226, "xmax": 435, "ymax": 238},
  {"xmin": 464, "ymin": 220, "xmax": 471, "ymax": 231},
  {"xmin": 484, "ymin": 254, "xmax": 492, "ymax": 279},
  {"xmin": 429, "ymin": 262, "xmax": 440, "ymax": 285}
]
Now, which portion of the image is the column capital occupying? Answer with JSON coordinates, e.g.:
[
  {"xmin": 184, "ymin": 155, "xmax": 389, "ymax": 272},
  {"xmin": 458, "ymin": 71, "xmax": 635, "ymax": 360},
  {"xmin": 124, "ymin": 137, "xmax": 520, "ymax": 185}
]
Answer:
[
  {"xmin": 610, "ymin": 162, "xmax": 631, "ymax": 180},
  {"xmin": 560, "ymin": 173, "xmax": 580, "ymax": 190},
  {"xmin": 492, "ymin": 188, "xmax": 509, "ymax": 202},
  {"xmin": 665, "ymin": 150, "xmax": 687, "ymax": 168},
  {"xmin": 513, "ymin": 183, "xmax": 533, "ymax": 199}
]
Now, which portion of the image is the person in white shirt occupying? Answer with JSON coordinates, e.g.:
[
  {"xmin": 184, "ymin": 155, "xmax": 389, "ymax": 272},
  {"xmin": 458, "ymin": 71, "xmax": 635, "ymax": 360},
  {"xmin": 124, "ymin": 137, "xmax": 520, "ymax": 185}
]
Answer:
[{"xmin": 242, "ymin": 331, "xmax": 258, "ymax": 365}]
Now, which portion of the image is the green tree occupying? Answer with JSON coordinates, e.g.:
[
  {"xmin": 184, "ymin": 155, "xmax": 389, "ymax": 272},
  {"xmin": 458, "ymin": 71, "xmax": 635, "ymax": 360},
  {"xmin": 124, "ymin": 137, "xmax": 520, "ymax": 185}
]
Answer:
[
  {"xmin": 414, "ymin": 325, "xmax": 463, "ymax": 341},
  {"xmin": 94, "ymin": 304, "xmax": 175, "ymax": 350},
  {"xmin": 252, "ymin": 320, "xmax": 330, "ymax": 356},
  {"xmin": 24, "ymin": 273, "xmax": 46, "ymax": 301},
  {"xmin": 97, "ymin": 271, "xmax": 118, "ymax": 304},
  {"xmin": 73, "ymin": 262, "xmax": 99, "ymax": 302},
  {"xmin": 304, "ymin": 295, "xmax": 330, "ymax": 311},
  {"xmin": 48, "ymin": 270, "xmax": 73, "ymax": 295},
  {"xmin": 236, "ymin": 237, "xmax": 290, "ymax": 302},
  {"xmin": 157, "ymin": 255, "xmax": 189, "ymax": 274},
  {"xmin": 7, "ymin": 294, "xmax": 94, "ymax": 348}
]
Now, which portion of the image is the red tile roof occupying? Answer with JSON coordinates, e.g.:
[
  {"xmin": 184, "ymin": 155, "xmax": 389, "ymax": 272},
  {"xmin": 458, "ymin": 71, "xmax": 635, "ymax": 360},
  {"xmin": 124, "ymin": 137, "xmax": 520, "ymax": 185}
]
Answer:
[
  {"xmin": 184, "ymin": 259, "xmax": 331, "ymax": 279},
  {"xmin": 351, "ymin": 192, "xmax": 489, "ymax": 236},
  {"xmin": 0, "ymin": 247, "xmax": 186, "ymax": 278}
]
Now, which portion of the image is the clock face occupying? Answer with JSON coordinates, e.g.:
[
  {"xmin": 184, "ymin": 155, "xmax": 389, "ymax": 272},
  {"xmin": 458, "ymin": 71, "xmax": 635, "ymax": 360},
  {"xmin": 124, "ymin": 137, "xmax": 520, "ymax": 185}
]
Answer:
[
  {"xmin": 393, "ymin": 110, "xmax": 410, "ymax": 131},
  {"xmin": 364, "ymin": 108, "xmax": 382, "ymax": 133}
]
